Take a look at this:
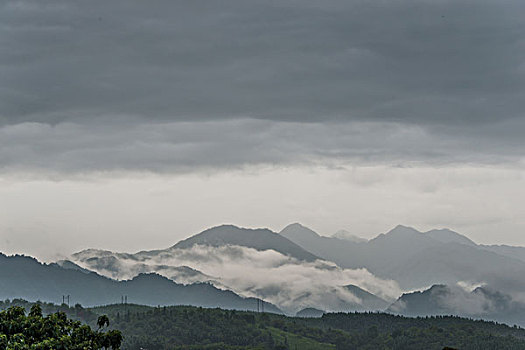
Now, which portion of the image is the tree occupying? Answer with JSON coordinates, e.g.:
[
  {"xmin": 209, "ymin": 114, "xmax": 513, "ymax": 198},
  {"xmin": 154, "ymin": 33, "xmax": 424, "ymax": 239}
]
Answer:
[
  {"xmin": 0, "ymin": 306, "xmax": 122, "ymax": 349},
  {"xmin": 97, "ymin": 315, "xmax": 110, "ymax": 329}
]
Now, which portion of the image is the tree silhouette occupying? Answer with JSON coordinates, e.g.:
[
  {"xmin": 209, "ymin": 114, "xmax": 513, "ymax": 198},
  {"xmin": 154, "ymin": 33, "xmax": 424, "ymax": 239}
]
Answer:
[
  {"xmin": 97, "ymin": 315, "xmax": 110, "ymax": 329},
  {"xmin": 0, "ymin": 306, "xmax": 122, "ymax": 349}
]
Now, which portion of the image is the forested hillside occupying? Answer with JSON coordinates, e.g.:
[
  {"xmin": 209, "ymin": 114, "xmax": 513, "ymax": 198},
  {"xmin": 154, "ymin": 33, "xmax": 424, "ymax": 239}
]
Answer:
[
  {"xmin": 89, "ymin": 305, "xmax": 525, "ymax": 350},
  {"xmin": 3, "ymin": 300, "xmax": 525, "ymax": 350}
]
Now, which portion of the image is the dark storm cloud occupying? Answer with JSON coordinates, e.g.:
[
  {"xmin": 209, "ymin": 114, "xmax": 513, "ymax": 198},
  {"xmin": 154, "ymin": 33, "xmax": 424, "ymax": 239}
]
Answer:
[
  {"xmin": 0, "ymin": 0, "xmax": 524, "ymax": 172},
  {"xmin": 1, "ymin": 119, "xmax": 523, "ymax": 173}
]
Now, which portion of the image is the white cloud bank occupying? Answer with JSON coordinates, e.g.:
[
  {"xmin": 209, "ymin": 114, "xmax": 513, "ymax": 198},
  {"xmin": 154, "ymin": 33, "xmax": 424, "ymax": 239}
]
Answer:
[{"xmin": 70, "ymin": 244, "xmax": 401, "ymax": 314}]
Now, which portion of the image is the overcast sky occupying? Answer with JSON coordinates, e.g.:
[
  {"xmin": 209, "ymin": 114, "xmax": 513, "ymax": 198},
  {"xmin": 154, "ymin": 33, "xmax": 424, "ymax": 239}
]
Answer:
[{"xmin": 1, "ymin": 0, "xmax": 524, "ymax": 261}]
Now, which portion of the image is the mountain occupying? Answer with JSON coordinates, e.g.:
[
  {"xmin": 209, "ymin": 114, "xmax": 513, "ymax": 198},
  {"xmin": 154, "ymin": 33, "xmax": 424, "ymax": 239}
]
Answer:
[
  {"xmin": 388, "ymin": 284, "xmax": 525, "ymax": 327},
  {"xmin": 280, "ymin": 223, "xmax": 369, "ymax": 268},
  {"xmin": 281, "ymin": 224, "xmax": 525, "ymax": 293},
  {"xmin": 52, "ymin": 259, "xmax": 93, "ymax": 274},
  {"xmin": 424, "ymin": 228, "xmax": 476, "ymax": 246},
  {"xmin": 388, "ymin": 284, "xmax": 452, "ymax": 316},
  {"xmin": 68, "ymin": 251, "xmax": 219, "ymax": 285},
  {"xmin": 332, "ymin": 229, "xmax": 367, "ymax": 243},
  {"xmin": 69, "ymin": 224, "xmax": 402, "ymax": 314},
  {"xmin": 344, "ymin": 285, "xmax": 389, "ymax": 311},
  {"xmin": 0, "ymin": 253, "xmax": 280, "ymax": 313},
  {"xmin": 478, "ymin": 244, "xmax": 525, "ymax": 263},
  {"xmin": 173, "ymin": 224, "xmax": 319, "ymax": 262}
]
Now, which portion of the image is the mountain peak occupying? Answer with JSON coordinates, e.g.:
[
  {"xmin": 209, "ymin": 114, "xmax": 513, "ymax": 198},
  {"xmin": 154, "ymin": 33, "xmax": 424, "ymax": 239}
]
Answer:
[
  {"xmin": 173, "ymin": 224, "xmax": 319, "ymax": 262},
  {"xmin": 280, "ymin": 223, "xmax": 320, "ymax": 239},
  {"xmin": 372, "ymin": 225, "xmax": 421, "ymax": 241},
  {"xmin": 207, "ymin": 224, "xmax": 266, "ymax": 233},
  {"xmin": 392, "ymin": 224, "xmax": 420, "ymax": 232},
  {"xmin": 284, "ymin": 222, "xmax": 307, "ymax": 229},
  {"xmin": 424, "ymin": 228, "xmax": 476, "ymax": 246}
]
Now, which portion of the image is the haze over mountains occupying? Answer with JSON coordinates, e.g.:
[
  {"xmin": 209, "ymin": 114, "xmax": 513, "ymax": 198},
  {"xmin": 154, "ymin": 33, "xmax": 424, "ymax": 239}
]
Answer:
[
  {"xmin": 68, "ymin": 225, "xmax": 400, "ymax": 314},
  {"xmin": 389, "ymin": 284, "xmax": 525, "ymax": 327},
  {"xmin": 280, "ymin": 223, "xmax": 525, "ymax": 294},
  {"xmin": 3, "ymin": 222, "xmax": 525, "ymax": 326},
  {"xmin": 173, "ymin": 225, "xmax": 319, "ymax": 262},
  {"xmin": 0, "ymin": 253, "xmax": 279, "ymax": 313}
]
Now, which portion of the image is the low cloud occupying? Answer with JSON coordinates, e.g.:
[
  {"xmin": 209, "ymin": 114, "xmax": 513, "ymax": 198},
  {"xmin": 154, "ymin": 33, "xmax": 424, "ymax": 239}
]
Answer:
[
  {"xmin": 437, "ymin": 285, "xmax": 501, "ymax": 316},
  {"xmin": 457, "ymin": 280, "xmax": 486, "ymax": 292},
  {"xmin": 71, "ymin": 244, "xmax": 402, "ymax": 313}
]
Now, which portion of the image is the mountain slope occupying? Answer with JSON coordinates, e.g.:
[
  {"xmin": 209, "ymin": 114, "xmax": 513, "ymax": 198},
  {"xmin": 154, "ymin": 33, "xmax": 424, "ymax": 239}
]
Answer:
[
  {"xmin": 173, "ymin": 224, "xmax": 319, "ymax": 261},
  {"xmin": 280, "ymin": 223, "xmax": 369, "ymax": 269},
  {"xmin": 344, "ymin": 285, "xmax": 389, "ymax": 311},
  {"xmin": 424, "ymin": 228, "xmax": 476, "ymax": 246},
  {"xmin": 0, "ymin": 253, "xmax": 280, "ymax": 313},
  {"xmin": 281, "ymin": 224, "xmax": 525, "ymax": 292},
  {"xmin": 388, "ymin": 284, "xmax": 525, "ymax": 327},
  {"xmin": 479, "ymin": 244, "xmax": 525, "ymax": 263}
]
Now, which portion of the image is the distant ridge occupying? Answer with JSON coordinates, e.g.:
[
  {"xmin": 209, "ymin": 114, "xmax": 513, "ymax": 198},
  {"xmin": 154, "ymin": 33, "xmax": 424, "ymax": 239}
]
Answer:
[
  {"xmin": 63, "ymin": 222, "xmax": 525, "ymax": 323},
  {"xmin": 424, "ymin": 228, "xmax": 476, "ymax": 246},
  {"xmin": 281, "ymin": 223, "xmax": 525, "ymax": 294},
  {"xmin": 388, "ymin": 284, "xmax": 525, "ymax": 326},
  {"xmin": 280, "ymin": 223, "xmax": 321, "ymax": 240},
  {"xmin": 173, "ymin": 224, "xmax": 319, "ymax": 262},
  {"xmin": 344, "ymin": 285, "xmax": 389, "ymax": 311},
  {"xmin": 0, "ymin": 253, "xmax": 281, "ymax": 313}
]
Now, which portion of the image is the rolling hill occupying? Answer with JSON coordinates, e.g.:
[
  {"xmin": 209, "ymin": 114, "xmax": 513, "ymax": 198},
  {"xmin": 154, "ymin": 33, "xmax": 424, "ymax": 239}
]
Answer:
[{"xmin": 0, "ymin": 253, "xmax": 280, "ymax": 313}]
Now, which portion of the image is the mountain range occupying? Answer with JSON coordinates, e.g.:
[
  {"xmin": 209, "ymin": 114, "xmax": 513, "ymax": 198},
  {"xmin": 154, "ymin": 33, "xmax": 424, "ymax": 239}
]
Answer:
[
  {"xmin": 280, "ymin": 223, "xmax": 525, "ymax": 293},
  {"xmin": 0, "ymin": 253, "xmax": 280, "ymax": 313},
  {"xmin": 3, "ymin": 222, "xmax": 525, "ymax": 326},
  {"xmin": 67, "ymin": 225, "xmax": 399, "ymax": 314}
]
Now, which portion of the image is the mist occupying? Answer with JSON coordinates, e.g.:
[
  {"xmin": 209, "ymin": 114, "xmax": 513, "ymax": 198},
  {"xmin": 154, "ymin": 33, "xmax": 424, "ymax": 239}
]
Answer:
[{"xmin": 70, "ymin": 244, "xmax": 401, "ymax": 314}]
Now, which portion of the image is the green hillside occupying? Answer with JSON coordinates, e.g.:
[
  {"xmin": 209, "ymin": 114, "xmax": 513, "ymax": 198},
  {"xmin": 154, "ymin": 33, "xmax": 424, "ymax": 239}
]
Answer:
[{"xmin": 3, "ymin": 300, "xmax": 525, "ymax": 349}]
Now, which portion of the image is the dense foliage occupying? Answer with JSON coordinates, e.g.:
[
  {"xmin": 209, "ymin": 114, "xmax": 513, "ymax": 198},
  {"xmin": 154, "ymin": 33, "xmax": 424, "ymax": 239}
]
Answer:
[
  {"xmin": 3, "ymin": 300, "xmax": 525, "ymax": 349},
  {"xmin": 0, "ymin": 304, "xmax": 122, "ymax": 349},
  {"xmin": 92, "ymin": 304, "xmax": 525, "ymax": 350}
]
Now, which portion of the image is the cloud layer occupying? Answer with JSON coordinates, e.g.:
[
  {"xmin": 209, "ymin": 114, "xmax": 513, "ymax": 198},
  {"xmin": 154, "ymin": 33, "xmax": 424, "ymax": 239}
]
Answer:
[
  {"xmin": 2, "ymin": 0, "xmax": 524, "ymax": 124},
  {"xmin": 70, "ymin": 244, "xmax": 401, "ymax": 314},
  {"xmin": 1, "ymin": 118, "xmax": 524, "ymax": 174},
  {"xmin": 1, "ymin": 0, "xmax": 524, "ymax": 173}
]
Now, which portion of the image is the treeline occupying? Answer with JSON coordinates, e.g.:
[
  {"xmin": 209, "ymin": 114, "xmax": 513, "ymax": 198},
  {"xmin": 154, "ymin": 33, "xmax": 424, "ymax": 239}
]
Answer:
[
  {"xmin": 0, "ymin": 298, "xmax": 100, "ymax": 325},
  {"xmin": 95, "ymin": 304, "xmax": 525, "ymax": 350},
  {"xmin": 3, "ymin": 299, "xmax": 525, "ymax": 349}
]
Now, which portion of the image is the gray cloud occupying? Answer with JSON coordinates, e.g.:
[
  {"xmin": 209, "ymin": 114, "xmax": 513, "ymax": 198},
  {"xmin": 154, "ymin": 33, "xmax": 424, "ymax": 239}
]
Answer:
[
  {"xmin": 1, "ymin": 118, "xmax": 524, "ymax": 174},
  {"xmin": 1, "ymin": 0, "xmax": 524, "ymax": 172}
]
